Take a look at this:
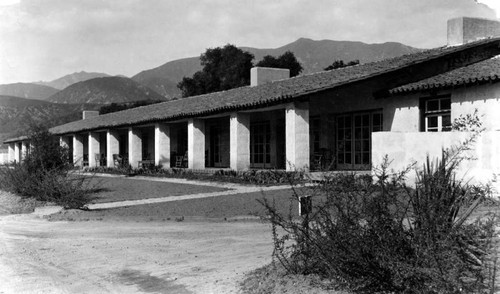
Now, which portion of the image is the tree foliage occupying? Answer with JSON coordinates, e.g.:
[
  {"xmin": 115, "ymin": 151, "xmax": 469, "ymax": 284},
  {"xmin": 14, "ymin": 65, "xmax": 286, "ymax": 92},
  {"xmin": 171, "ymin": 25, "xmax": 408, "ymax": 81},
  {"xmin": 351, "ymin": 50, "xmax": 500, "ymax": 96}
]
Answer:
[
  {"xmin": 255, "ymin": 51, "xmax": 303, "ymax": 77},
  {"xmin": 324, "ymin": 59, "xmax": 360, "ymax": 71},
  {"xmin": 178, "ymin": 44, "xmax": 254, "ymax": 97},
  {"xmin": 0, "ymin": 124, "xmax": 97, "ymax": 209},
  {"xmin": 178, "ymin": 45, "xmax": 304, "ymax": 97}
]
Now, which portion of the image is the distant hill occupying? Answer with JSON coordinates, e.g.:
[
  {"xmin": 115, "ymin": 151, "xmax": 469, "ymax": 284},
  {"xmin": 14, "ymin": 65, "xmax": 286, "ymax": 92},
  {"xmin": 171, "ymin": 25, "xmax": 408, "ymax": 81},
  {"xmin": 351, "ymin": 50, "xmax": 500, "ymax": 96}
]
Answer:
[
  {"xmin": 0, "ymin": 83, "xmax": 59, "ymax": 100},
  {"xmin": 132, "ymin": 38, "xmax": 422, "ymax": 98},
  {"xmin": 0, "ymin": 95, "xmax": 100, "ymax": 147},
  {"xmin": 47, "ymin": 76, "xmax": 167, "ymax": 104},
  {"xmin": 37, "ymin": 71, "xmax": 111, "ymax": 90}
]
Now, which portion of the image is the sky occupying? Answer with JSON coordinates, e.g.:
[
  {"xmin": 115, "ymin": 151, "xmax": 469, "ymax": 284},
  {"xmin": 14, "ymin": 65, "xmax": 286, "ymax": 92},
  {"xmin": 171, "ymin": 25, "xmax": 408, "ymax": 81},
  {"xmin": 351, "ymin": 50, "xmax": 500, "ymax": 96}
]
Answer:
[{"xmin": 0, "ymin": 0, "xmax": 499, "ymax": 85}]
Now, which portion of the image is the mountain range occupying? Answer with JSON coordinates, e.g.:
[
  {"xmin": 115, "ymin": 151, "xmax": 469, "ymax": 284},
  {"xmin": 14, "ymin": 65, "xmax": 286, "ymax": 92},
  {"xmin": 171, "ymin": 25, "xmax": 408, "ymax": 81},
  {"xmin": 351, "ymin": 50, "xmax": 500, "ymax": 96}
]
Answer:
[
  {"xmin": 0, "ymin": 95, "xmax": 101, "ymax": 149},
  {"xmin": 0, "ymin": 83, "xmax": 59, "ymax": 100},
  {"xmin": 37, "ymin": 71, "xmax": 111, "ymax": 90},
  {"xmin": 47, "ymin": 76, "xmax": 167, "ymax": 104},
  {"xmin": 132, "ymin": 38, "xmax": 422, "ymax": 98}
]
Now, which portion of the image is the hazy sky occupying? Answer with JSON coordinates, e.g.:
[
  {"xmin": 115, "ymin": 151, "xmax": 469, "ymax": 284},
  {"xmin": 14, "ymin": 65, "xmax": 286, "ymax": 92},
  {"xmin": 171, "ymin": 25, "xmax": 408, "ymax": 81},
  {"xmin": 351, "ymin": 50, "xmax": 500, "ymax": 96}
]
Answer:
[{"xmin": 0, "ymin": 0, "xmax": 498, "ymax": 84}]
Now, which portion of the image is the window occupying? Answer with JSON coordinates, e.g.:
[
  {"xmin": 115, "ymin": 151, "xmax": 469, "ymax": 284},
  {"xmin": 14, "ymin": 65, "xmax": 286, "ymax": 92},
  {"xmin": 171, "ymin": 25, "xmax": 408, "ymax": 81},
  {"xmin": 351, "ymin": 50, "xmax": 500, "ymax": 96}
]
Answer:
[
  {"xmin": 250, "ymin": 121, "xmax": 271, "ymax": 168},
  {"xmin": 423, "ymin": 96, "xmax": 451, "ymax": 132},
  {"xmin": 336, "ymin": 111, "xmax": 382, "ymax": 170}
]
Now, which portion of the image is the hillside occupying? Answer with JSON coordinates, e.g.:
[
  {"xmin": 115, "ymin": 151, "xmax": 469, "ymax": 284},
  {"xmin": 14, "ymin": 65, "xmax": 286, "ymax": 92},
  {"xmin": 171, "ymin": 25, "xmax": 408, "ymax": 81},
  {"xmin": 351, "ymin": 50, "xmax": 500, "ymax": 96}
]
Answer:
[
  {"xmin": 37, "ymin": 71, "xmax": 111, "ymax": 90},
  {"xmin": 0, "ymin": 95, "xmax": 100, "ymax": 148},
  {"xmin": 132, "ymin": 38, "xmax": 422, "ymax": 98},
  {"xmin": 0, "ymin": 83, "xmax": 59, "ymax": 100},
  {"xmin": 47, "ymin": 76, "xmax": 167, "ymax": 104}
]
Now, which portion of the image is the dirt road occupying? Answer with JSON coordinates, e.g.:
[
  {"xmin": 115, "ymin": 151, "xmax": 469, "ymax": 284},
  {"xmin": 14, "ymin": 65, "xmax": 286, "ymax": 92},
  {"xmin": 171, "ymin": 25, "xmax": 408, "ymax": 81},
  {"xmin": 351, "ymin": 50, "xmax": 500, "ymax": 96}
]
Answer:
[{"xmin": 0, "ymin": 212, "xmax": 274, "ymax": 294}]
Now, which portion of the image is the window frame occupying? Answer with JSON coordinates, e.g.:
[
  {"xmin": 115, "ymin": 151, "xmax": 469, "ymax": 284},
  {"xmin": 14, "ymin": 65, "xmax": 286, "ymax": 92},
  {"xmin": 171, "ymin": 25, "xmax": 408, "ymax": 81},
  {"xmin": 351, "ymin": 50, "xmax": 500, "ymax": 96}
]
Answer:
[{"xmin": 420, "ymin": 94, "xmax": 452, "ymax": 132}]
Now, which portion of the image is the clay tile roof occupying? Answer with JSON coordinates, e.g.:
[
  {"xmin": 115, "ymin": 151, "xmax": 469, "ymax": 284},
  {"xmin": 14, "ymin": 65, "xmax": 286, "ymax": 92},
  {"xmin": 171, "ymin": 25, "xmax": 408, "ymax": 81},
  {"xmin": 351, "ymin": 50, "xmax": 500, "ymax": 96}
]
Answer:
[
  {"xmin": 389, "ymin": 56, "xmax": 500, "ymax": 94},
  {"xmin": 43, "ymin": 37, "xmax": 500, "ymax": 136}
]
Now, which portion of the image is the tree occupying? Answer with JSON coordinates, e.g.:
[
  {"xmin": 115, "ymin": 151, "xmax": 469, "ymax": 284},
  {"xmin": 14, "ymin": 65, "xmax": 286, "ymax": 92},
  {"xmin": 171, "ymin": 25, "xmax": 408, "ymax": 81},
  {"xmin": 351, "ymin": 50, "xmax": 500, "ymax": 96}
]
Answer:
[
  {"xmin": 178, "ymin": 44, "xmax": 254, "ymax": 97},
  {"xmin": 324, "ymin": 59, "xmax": 360, "ymax": 71},
  {"xmin": 255, "ymin": 51, "xmax": 303, "ymax": 77}
]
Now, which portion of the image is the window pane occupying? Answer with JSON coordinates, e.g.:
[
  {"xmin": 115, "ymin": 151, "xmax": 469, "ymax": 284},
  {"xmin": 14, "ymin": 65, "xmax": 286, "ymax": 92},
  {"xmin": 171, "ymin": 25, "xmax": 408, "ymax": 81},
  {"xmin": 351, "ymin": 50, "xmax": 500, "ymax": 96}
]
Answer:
[
  {"xmin": 427, "ymin": 116, "xmax": 438, "ymax": 128},
  {"xmin": 362, "ymin": 114, "xmax": 369, "ymax": 125},
  {"xmin": 442, "ymin": 114, "xmax": 451, "ymax": 129},
  {"xmin": 441, "ymin": 98, "xmax": 451, "ymax": 111},
  {"xmin": 427, "ymin": 100, "xmax": 439, "ymax": 112}
]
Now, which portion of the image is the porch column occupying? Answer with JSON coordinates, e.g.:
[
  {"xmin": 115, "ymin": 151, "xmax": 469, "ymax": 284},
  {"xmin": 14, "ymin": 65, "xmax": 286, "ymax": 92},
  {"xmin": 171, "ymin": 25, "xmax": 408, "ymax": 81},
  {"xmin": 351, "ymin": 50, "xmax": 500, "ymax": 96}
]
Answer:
[
  {"xmin": 8, "ymin": 143, "xmax": 15, "ymax": 163},
  {"xmin": 155, "ymin": 123, "xmax": 170, "ymax": 168},
  {"xmin": 230, "ymin": 112, "xmax": 250, "ymax": 170},
  {"xmin": 21, "ymin": 141, "xmax": 29, "ymax": 160},
  {"xmin": 73, "ymin": 134, "xmax": 84, "ymax": 166},
  {"xmin": 187, "ymin": 119, "xmax": 205, "ymax": 169},
  {"xmin": 106, "ymin": 130, "xmax": 120, "ymax": 168},
  {"xmin": 14, "ymin": 142, "xmax": 20, "ymax": 163},
  {"xmin": 285, "ymin": 102, "xmax": 310, "ymax": 171},
  {"xmin": 88, "ymin": 132, "xmax": 100, "ymax": 167},
  {"xmin": 128, "ymin": 127, "xmax": 142, "ymax": 168}
]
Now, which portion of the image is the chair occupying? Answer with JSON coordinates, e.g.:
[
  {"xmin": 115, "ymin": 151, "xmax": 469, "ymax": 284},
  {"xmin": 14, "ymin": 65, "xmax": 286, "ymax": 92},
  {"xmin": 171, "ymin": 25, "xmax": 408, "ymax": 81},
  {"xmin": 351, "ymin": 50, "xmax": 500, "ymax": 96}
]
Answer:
[
  {"xmin": 82, "ymin": 154, "xmax": 89, "ymax": 167},
  {"xmin": 312, "ymin": 153, "xmax": 323, "ymax": 170},
  {"xmin": 95, "ymin": 153, "xmax": 102, "ymax": 167},
  {"xmin": 175, "ymin": 154, "xmax": 184, "ymax": 168},
  {"xmin": 182, "ymin": 151, "xmax": 188, "ymax": 168},
  {"xmin": 113, "ymin": 154, "xmax": 121, "ymax": 167}
]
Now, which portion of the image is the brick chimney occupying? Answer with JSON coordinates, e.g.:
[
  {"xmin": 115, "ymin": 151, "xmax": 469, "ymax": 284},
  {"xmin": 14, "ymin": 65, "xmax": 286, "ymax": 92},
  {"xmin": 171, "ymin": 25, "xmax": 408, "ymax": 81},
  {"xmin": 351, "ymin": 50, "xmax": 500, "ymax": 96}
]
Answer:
[
  {"xmin": 250, "ymin": 67, "xmax": 290, "ymax": 87},
  {"xmin": 82, "ymin": 110, "xmax": 99, "ymax": 119},
  {"xmin": 448, "ymin": 17, "xmax": 500, "ymax": 46}
]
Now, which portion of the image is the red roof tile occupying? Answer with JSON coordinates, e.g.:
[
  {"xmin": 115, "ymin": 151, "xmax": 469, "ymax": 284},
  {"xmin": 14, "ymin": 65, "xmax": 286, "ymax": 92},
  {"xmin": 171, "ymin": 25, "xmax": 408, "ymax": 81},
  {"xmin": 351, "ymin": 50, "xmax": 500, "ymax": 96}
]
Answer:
[{"xmin": 389, "ymin": 57, "xmax": 500, "ymax": 94}]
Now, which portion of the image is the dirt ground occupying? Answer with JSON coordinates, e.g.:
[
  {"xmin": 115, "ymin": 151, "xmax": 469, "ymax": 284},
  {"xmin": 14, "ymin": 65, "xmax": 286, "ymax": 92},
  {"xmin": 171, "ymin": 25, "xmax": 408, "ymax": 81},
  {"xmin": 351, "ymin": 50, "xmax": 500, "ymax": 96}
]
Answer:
[{"xmin": 0, "ymin": 210, "xmax": 274, "ymax": 294}]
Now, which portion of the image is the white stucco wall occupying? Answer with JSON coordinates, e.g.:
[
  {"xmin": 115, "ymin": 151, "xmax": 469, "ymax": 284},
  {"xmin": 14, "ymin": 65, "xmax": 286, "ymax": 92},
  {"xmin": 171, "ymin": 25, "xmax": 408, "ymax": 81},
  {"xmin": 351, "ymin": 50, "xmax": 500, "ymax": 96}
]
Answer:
[{"xmin": 372, "ymin": 131, "xmax": 500, "ymax": 191}]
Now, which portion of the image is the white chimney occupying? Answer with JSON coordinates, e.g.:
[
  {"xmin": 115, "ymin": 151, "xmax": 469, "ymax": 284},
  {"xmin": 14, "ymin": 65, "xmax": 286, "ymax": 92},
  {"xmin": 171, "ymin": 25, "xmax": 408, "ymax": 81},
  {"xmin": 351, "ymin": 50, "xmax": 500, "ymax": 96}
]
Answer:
[
  {"xmin": 447, "ymin": 17, "xmax": 500, "ymax": 46},
  {"xmin": 250, "ymin": 67, "xmax": 290, "ymax": 87},
  {"xmin": 82, "ymin": 110, "xmax": 99, "ymax": 120}
]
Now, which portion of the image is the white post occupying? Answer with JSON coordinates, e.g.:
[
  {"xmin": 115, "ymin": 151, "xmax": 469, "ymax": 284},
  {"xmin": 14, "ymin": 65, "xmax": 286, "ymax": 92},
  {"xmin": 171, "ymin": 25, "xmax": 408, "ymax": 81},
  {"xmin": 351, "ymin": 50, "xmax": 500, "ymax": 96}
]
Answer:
[
  {"xmin": 106, "ymin": 130, "xmax": 120, "ymax": 168},
  {"xmin": 14, "ymin": 142, "xmax": 20, "ymax": 163},
  {"xmin": 8, "ymin": 143, "xmax": 15, "ymax": 163},
  {"xmin": 128, "ymin": 127, "xmax": 142, "ymax": 168},
  {"xmin": 285, "ymin": 102, "xmax": 310, "ymax": 171},
  {"xmin": 73, "ymin": 134, "xmax": 84, "ymax": 166},
  {"xmin": 155, "ymin": 123, "xmax": 171, "ymax": 168},
  {"xmin": 21, "ymin": 141, "xmax": 28, "ymax": 160},
  {"xmin": 88, "ymin": 132, "xmax": 100, "ymax": 167},
  {"xmin": 187, "ymin": 119, "xmax": 205, "ymax": 169},
  {"xmin": 230, "ymin": 113, "xmax": 250, "ymax": 170}
]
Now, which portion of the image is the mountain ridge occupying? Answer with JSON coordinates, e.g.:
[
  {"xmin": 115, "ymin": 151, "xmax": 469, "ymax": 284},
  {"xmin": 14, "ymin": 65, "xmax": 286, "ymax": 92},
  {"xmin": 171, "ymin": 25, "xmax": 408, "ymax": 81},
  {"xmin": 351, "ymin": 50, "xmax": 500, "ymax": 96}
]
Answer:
[
  {"xmin": 47, "ymin": 76, "xmax": 167, "ymax": 104},
  {"xmin": 131, "ymin": 37, "xmax": 423, "ymax": 98}
]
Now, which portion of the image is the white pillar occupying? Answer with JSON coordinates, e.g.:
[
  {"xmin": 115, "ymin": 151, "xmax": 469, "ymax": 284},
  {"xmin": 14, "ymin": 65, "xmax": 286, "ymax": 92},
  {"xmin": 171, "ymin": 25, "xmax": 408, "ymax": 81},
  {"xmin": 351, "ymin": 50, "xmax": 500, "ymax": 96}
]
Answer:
[
  {"xmin": 14, "ymin": 142, "xmax": 20, "ymax": 163},
  {"xmin": 21, "ymin": 141, "xmax": 29, "ymax": 160},
  {"xmin": 285, "ymin": 102, "xmax": 310, "ymax": 171},
  {"xmin": 88, "ymin": 132, "xmax": 100, "ymax": 167},
  {"xmin": 128, "ymin": 127, "xmax": 142, "ymax": 168},
  {"xmin": 106, "ymin": 130, "xmax": 120, "ymax": 168},
  {"xmin": 8, "ymin": 143, "xmax": 15, "ymax": 163},
  {"xmin": 188, "ymin": 119, "xmax": 205, "ymax": 169},
  {"xmin": 155, "ymin": 123, "xmax": 171, "ymax": 168},
  {"xmin": 230, "ymin": 113, "xmax": 250, "ymax": 170},
  {"xmin": 73, "ymin": 135, "xmax": 84, "ymax": 166}
]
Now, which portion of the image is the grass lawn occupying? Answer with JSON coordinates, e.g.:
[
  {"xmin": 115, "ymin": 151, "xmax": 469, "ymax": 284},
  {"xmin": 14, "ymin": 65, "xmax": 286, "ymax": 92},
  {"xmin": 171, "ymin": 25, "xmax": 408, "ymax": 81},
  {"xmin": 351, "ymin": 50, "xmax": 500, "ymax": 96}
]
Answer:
[
  {"xmin": 47, "ymin": 187, "xmax": 310, "ymax": 221},
  {"xmin": 88, "ymin": 176, "xmax": 229, "ymax": 203}
]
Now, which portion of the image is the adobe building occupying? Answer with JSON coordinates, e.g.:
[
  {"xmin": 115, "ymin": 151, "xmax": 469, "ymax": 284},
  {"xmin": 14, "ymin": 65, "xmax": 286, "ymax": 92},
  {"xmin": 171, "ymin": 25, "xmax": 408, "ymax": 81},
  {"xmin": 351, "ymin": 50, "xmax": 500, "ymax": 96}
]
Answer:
[{"xmin": 5, "ymin": 17, "xmax": 500, "ymax": 188}]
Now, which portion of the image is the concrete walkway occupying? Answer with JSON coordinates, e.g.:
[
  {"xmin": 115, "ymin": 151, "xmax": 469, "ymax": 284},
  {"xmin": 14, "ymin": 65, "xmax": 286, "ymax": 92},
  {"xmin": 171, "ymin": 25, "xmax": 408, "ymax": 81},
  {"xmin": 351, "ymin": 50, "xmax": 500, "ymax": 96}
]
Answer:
[{"xmin": 86, "ymin": 173, "xmax": 297, "ymax": 210}]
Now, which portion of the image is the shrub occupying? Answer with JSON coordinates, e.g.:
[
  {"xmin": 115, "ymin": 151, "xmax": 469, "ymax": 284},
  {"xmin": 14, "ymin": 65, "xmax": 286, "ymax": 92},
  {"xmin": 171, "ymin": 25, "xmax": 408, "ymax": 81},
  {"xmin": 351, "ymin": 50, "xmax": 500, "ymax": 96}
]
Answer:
[
  {"xmin": 0, "ymin": 125, "xmax": 97, "ymax": 209},
  {"xmin": 261, "ymin": 154, "xmax": 499, "ymax": 293}
]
